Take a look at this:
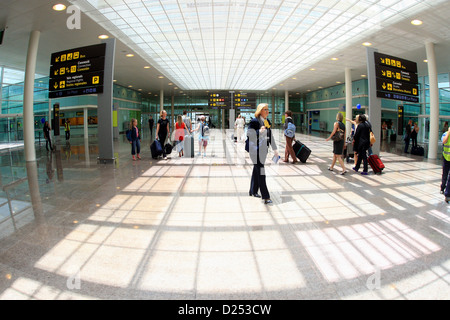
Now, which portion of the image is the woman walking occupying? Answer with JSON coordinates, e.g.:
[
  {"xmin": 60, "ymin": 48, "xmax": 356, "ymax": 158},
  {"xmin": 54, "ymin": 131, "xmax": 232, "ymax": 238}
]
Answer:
[
  {"xmin": 283, "ymin": 110, "xmax": 298, "ymax": 163},
  {"xmin": 156, "ymin": 110, "xmax": 170, "ymax": 160},
  {"xmin": 175, "ymin": 115, "xmax": 187, "ymax": 157},
  {"xmin": 326, "ymin": 112, "xmax": 347, "ymax": 175},
  {"xmin": 247, "ymin": 103, "xmax": 279, "ymax": 205}
]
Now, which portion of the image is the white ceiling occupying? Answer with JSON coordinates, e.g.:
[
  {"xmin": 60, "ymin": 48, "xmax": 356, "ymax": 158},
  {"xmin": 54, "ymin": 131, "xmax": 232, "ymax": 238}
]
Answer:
[{"xmin": 1, "ymin": 0, "xmax": 450, "ymax": 97}]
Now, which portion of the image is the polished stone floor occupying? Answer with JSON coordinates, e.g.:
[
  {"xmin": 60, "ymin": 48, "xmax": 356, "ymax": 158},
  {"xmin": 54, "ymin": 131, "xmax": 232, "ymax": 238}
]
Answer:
[{"xmin": 0, "ymin": 129, "xmax": 449, "ymax": 300}]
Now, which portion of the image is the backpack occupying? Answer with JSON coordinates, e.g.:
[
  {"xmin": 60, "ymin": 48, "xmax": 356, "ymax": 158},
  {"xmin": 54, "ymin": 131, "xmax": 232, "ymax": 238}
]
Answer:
[
  {"xmin": 284, "ymin": 122, "xmax": 296, "ymax": 138},
  {"xmin": 202, "ymin": 123, "xmax": 210, "ymax": 136},
  {"xmin": 126, "ymin": 129, "xmax": 132, "ymax": 141}
]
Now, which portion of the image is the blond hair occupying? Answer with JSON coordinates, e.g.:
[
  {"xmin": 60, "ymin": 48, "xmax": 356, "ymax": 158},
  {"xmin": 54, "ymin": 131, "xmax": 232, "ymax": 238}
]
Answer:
[{"xmin": 255, "ymin": 103, "xmax": 269, "ymax": 118}]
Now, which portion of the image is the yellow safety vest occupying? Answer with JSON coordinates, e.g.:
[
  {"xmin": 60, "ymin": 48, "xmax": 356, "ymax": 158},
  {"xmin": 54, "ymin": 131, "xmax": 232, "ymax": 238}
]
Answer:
[
  {"xmin": 444, "ymin": 134, "xmax": 450, "ymax": 161},
  {"xmin": 65, "ymin": 122, "xmax": 70, "ymax": 131}
]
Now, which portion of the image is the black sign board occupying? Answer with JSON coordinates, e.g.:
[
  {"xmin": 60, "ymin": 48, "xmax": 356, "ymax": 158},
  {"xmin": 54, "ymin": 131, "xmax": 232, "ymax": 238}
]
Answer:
[
  {"xmin": 49, "ymin": 43, "xmax": 106, "ymax": 98},
  {"xmin": 208, "ymin": 92, "xmax": 230, "ymax": 109},
  {"xmin": 50, "ymin": 56, "xmax": 105, "ymax": 78},
  {"xmin": 234, "ymin": 92, "xmax": 256, "ymax": 109},
  {"xmin": 51, "ymin": 43, "xmax": 106, "ymax": 65},
  {"xmin": 375, "ymin": 65, "xmax": 418, "ymax": 84},
  {"xmin": 374, "ymin": 52, "xmax": 417, "ymax": 73},
  {"xmin": 374, "ymin": 51, "xmax": 418, "ymax": 103}
]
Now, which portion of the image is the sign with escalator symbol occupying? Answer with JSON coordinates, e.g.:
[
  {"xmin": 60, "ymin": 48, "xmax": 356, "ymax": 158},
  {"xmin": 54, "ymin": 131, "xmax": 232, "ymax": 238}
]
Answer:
[{"xmin": 92, "ymin": 76, "xmax": 100, "ymax": 85}]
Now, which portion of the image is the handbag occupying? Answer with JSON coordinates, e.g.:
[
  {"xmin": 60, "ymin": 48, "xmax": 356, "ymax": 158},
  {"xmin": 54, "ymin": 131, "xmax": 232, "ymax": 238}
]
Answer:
[
  {"xmin": 370, "ymin": 131, "xmax": 376, "ymax": 145},
  {"xmin": 331, "ymin": 129, "xmax": 344, "ymax": 142}
]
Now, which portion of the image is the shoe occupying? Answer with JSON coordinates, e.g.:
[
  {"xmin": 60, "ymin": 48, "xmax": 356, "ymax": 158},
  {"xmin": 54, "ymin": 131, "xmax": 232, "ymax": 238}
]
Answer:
[
  {"xmin": 445, "ymin": 197, "xmax": 450, "ymax": 204},
  {"xmin": 249, "ymin": 193, "xmax": 262, "ymax": 198},
  {"xmin": 197, "ymin": 153, "xmax": 201, "ymax": 156},
  {"xmin": 352, "ymin": 167, "xmax": 358, "ymax": 173},
  {"xmin": 132, "ymin": 155, "xmax": 136, "ymax": 161},
  {"xmin": 203, "ymin": 153, "xmax": 207, "ymax": 157},
  {"xmin": 341, "ymin": 171, "xmax": 347, "ymax": 175},
  {"xmin": 137, "ymin": 155, "xmax": 141, "ymax": 160},
  {"xmin": 361, "ymin": 172, "xmax": 368, "ymax": 175},
  {"xmin": 292, "ymin": 160, "xmax": 298, "ymax": 164},
  {"xmin": 264, "ymin": 199, "xmax": 273, "ymax": 205},
  {"xmin": 328, "ymin": 167, "xmax": 334, "ymax": 171},
  {"xmin": 163, "ymin": 156, "xmax": 168, "ymax": 160},
  {"xmin": 440, "ymin": 190, "xmax": 445, "ymax": 195}
]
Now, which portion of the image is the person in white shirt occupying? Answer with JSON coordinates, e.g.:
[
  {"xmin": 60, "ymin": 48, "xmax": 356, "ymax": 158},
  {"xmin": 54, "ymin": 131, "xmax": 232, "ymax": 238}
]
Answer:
[{"xmin": 234, "ymin": 114, "xmax": 245, "ymax": 142}]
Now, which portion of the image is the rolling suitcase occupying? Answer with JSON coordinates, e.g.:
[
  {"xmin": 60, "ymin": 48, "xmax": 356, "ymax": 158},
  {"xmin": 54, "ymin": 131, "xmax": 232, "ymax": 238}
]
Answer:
[
  {"xmin": 411, "ymin": 146, "xmax": 424, "ymax": 156},
  {"xmin": 368, "ymin": 154, "xmax": 385, "ymax": 174},
  {"xmin": 184, "ymin": 135, "xmax": 194, "ymax": 158},
  {"xmin": 151, "ymin": 140, "xmax": 163, "ymax": 159},
  {"xmin": 293, "ymin": 140, "xmax": 311, "ymax": 163}
]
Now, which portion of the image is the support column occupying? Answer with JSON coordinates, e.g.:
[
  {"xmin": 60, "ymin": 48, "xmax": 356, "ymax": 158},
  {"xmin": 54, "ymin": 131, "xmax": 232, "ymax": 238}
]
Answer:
[
  {"xmin": 426, "ymin": 42, "xmax": 439, "ymax": 160},
  {"xmin": 23, "ymin": 31, "xmax": 40, "ymax": 162},
  {"xmin": 160, "ymin": 89, "xmax": 164, "ymax": 112},
  {"xmin": 97, "ymin": 38, "xmax": 116, "ymax": 163},
  {"xmin": 171, "ymin": 94, "xmax": 175, "ymax": 130},
  {"xmin": 84, "ymin": 107, "xmax": 88, "ymax": 138},
  {"xmin": 345, "ymin": 68, "xmax": 353, "ymax": 139},
  {"xmin": 366, "ymin": 47, "xmax": 381, "ymax": 155},
  {"xmin": 285, "ymin": 90, "xmax": 289, "ymax": 112},
  {"xmin": 271, "ymin": 93, "xmax": 275, "ymax": 126}
]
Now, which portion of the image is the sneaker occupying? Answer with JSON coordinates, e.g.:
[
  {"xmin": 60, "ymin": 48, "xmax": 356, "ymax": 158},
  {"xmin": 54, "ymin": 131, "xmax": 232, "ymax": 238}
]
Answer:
[
  {"xmin": 361, "ymin": 172, "xmax": 368, "ymax": 175},
  {"xmin": 203, "ymin": 153, "xmax": 207, "ymax": 157},
  {"xmin": 137, "ymin": 155, "xmax": 141, "ymax": 160},
  {"xmin": 132, "ymin": 155, "xmax": 136, "ymax": 161},
  {"xmin": 352, "ymin": 167, "xmax": 358, "ymax": 173},
  {"xmin": 163, "ymin": 156, "xmax": 168, "ymax": 160}
]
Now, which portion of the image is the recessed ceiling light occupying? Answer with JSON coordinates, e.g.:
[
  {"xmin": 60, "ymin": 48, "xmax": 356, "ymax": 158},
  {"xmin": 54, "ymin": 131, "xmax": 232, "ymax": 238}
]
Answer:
[
  {"xmin": 361, "ymin": 75, "xmax": 367, "ymax": 77},
  {"xmin": 128, "ymin": 85, "xmax": 133, "ymax": 88},
  {"xmin": 98, "ymin": 35, "xmax": 109, "ymax": 39},
  {"xmin": 362, "ymin": 42, "xmax": 372, "ymax": 46},
  {"xmin": 331, "ymin": 57, "xmax": 338, "ymax": 61},
  {"xmin": 411, "ymin": 19, "xmax": 423, "ymax": 26},
  {"xmin": 158, "ymin": 76, "xmax": 164, "ymax": 79},
  {"xmin": 318, "ymin": 86, "xmax": 323, "ymax": 89},
  {"xmin": 52, "ymin": 4, "xmax": 66, "ymax": 11},
  {"xmin": 126, "ymin": 54, "xmax": 134, "ymax": 57},
  {"xmin": 310, "ymin": 68, "xmax": 316, "ymax": 71},
  {"xmin": 168, "ymin": 83, "xmax": 173, "ymax": 85},
  {"xmin": 292, "ymin": 77, "xmax": 297, "ymax": 80},
  {"xmin": 336, "ymin": 81, "xmax": 342, "ymax": 84},
  {"xmin": 423, "ymin": 59, "xmax": 428, "ymax": 63},
  {"xmin": 144, "ymin": 66, "xmax": 151, "ymax": 69}
]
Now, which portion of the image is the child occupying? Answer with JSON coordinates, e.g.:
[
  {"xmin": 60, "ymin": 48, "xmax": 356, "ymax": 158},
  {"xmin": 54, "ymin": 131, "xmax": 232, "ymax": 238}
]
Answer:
[{"xmin": 130, "ymin": 118, "xmax": 141, "ymax": 161}]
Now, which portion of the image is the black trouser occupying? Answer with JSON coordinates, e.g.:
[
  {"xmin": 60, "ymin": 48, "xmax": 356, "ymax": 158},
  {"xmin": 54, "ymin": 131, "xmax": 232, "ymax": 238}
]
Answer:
[
  {"xmin": 250, "ymin": 164, "xmax": 270, "ymax": 199},
  {"xmin": 46, "ymin": 138, "xmax": 53, "ymax": 151},
  {"xmin": 65, "ymin": 131, "xmax": 70, "ymax": 140},
  {"xmin": 158, "ymin": 133, "xmax": 167, "ymax": 157},
  {"xmin": 442, "ymin": 156, "xmax": 450, "ymax": 194},
  {"xmin": 355, "ymin": 148, "xmax": 368, "ymax": 173}
]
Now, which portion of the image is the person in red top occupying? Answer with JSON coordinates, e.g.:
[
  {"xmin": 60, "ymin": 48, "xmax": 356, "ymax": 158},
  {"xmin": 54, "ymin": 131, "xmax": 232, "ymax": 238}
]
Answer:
[{"xmin": 175, "ymin": 115, "xmax": 187, "ymax": 157}]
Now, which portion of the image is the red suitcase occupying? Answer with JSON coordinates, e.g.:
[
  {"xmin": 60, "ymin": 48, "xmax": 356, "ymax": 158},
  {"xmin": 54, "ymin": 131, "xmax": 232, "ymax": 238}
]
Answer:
[{"xmin": 368, "ymin": 154, "xmax": 385, "ymax": 174}]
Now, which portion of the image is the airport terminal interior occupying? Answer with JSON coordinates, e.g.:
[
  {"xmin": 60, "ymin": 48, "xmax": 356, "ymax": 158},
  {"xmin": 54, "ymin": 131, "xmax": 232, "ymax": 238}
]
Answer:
[{"xmin": 0, "ymin": 1, "xmax": 449, "ymax": 300}]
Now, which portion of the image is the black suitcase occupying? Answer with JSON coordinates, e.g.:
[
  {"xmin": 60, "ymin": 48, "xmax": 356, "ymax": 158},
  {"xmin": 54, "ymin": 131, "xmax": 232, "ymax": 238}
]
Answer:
[
  {"xmin": 293, "ymin": 140, "xmax": 311, "ymax": 163},
  {"xmin": 151, "ymin": 140, "xmax": 163, "ymax": 159},
  {"xmin": 411, "ymin": 146, "xmax": 424, "ymax": 156},
  {"xmin": 165, "ymin": 143, "xmax": 173, "ymax": 155}
]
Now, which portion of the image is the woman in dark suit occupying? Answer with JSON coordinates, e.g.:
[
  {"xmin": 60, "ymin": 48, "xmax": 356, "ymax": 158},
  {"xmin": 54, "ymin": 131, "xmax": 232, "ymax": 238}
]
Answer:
[
  {"xmin": 248, "ymin": 103, "xmax": 279, "ymax": 204},
  {"xmin": 352, "ymin": 114, "xmax": 371, "ymax": 175}
]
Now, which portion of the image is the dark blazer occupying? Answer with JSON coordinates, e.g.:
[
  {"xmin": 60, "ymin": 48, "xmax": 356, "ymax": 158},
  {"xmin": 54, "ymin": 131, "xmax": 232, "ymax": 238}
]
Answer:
[
  {"xmin": 353, "ymin": 122, "xmax": 371, "ymax": 152},
  {"xmin": 247, "ymin": 117, "xmax": 276, "ymax": 165}
]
